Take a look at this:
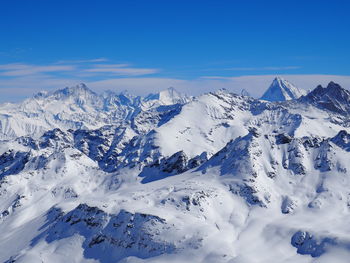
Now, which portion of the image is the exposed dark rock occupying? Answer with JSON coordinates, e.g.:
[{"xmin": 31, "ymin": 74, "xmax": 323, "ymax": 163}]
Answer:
[
  {"xmin": 301, "ymin": 82, "xmax": 350, "ymax": 115},
  {"xmin": 291, "ymin": 230, "xmax": 337, "ymax": 257},
  {"xmin": 276, "ymin": 133, "xmax": 292, "ymax": 144}
]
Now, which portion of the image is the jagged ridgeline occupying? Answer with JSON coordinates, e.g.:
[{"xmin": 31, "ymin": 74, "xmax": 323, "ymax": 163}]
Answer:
[{"xmin": 1, "ymin": 79, "xmax": 350, "ymax": 263}]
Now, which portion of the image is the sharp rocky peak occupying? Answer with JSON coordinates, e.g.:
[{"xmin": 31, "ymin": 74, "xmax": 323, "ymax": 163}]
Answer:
[
  {"xmin": 302, "ymin": 81, "xmax": 350, "ymax": 115},
  {"xmin": 260, "ymin": 77, "xmax": 305, "ymax": 102},
  {"xmin": 308, "ymin": 81, "xmax": 349, "ymax": 98}
]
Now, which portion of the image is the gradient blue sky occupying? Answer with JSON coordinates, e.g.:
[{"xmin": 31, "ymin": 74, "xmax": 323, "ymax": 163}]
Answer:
[{"xmin": 1, "ymin": 0, "xmax": 350, "ymax": 102}]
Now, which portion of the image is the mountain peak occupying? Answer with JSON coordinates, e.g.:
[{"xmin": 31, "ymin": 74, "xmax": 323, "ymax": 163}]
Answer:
[
  {"xmin": 67, "ymin": 83, "xmax": 94, "ymax": 94},
  {"xmin": 33, "ymin": 90, "xmax": 49, "ymax": 99},
  {"xmin": 326, "ymin": 81, "xmax": 344, "ymax": 92},
  {"xmin": 273, "ymin": 76, "xmax": 284, "ymax": 83},
  {"xmin": 306, "ymin": 81, "xmax": 349, "ymax": 98},
  {"xmin": 159, "ymin": 86, "xmax": 182, "ymax": 98},
  {"xmin": 52, "ymin": 83, "xmax": 97, "ymax": 99},
  {"xmin": 144, "ymin": 87, "xmax": 189, "ymax": 105},
  {"xmin": 240, "ymin": 89, "xmax": 250, "ymax": 97},
  {"xmin": 302, "ymin": 81, "xmax": 350, "ymax": 114},
  {"xmin": 260, "ymin": 77, "xmax": 305, "ymax": 102}
]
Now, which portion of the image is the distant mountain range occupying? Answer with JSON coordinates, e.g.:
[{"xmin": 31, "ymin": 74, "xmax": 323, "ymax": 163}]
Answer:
[
  {"xmin": 1, "ymin": 78, "xmax": 350, "ymax": 263},
  {"xmin": 0, "ymin": 84, "xmax": 191, "ymax": 140}
]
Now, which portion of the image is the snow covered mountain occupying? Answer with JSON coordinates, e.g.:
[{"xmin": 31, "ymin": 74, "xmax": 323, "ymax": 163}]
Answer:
[
  {"xmin": 260, "ymin": 76, "xmax": 306, "ymax": 101},
  {"xmin": 143, "ymin": 87, "xmax": 190, "ymax": 107},
  {"xmin": 1, "ymin": 80, "xmax": 350, "ymax": 263},
  {"xmin": 301, "ymin": 81, "xmax": 350, "ymax": 115},
  {"xmin": 0, "ymin": 85, "xmax": 190, "ymax": 140}
]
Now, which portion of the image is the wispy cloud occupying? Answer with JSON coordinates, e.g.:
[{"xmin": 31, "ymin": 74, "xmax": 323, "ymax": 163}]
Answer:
[
  {"xmin": 0, "ymin": 63, "xmax": 76, "ymax": 76},
  {"xmin": 84, "ymin": 66, "xmax": 159, "ymax": 76},
  {"xmin": 91, "ymin": 63, "xmax": 131, "ymax": 68},
  {"xmin": 0, "ymin": 61, "xmax": 159, "ymax": 78},
  {"xmin": 55, "ymin": 58, "xmax": 108, "ymax": 64},
  {"xmin": 225, "ymin": 66, "xmax": 300, "ymax": 71}
]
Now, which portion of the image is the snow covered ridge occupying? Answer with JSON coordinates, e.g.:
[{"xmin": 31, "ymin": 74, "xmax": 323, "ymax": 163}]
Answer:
[
  {"xmin": 0, "ymin": 77, "xmax": 306, "ymax": 140},
  {"xmin": 0, "ymin": 84, "xmax": 191, "ymax": 140},
  {"xmin": 2, "ymin": 80, "xmax": 350, "ymax": 262}
]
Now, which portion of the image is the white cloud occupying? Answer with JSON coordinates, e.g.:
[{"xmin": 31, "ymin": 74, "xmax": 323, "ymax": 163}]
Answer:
[
  {"xmin": 91, "ymin": 64, "xmax": 131, "ymax": 68},
  {"xmin": 55, "ymin": 58, "xmax": 108, "ymax": 64},
  {"xmin": 0, "ymin": 63, "xmax": 76, "ymax": 76},
  {"xmin": 0, "ymin": 63, "xmax": 28, "ymax": 70},
  {"xmin": 0, "ymin": 75, "xmax": 77, "ymax": 90},
  {"xmin": 84, "ymin": 66, "xmax": 159, "ymax": 76},
  {"xmin": 226, "ymin": 66, "xmax": 300, "ymax": 71},
  {"xmin": 0, "ymin": 61, "xmax": 159, "ymax": 78}
]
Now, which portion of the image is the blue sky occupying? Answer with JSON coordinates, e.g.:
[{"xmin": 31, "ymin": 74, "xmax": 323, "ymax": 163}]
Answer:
[{"xmin": 1, "ymin": 0, "xmax": 350, "ymax": 102}]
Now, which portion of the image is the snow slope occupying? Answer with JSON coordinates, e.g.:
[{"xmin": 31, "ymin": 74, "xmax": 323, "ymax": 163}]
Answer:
[{"xmin": 1, "ymin": 79, "xmax": 350, "ymax": 262}]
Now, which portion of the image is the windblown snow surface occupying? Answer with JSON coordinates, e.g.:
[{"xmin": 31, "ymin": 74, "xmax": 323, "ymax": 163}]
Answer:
[{"xmin": 1, "ymin": 80, "xmax": 350, "ymax": 262}]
